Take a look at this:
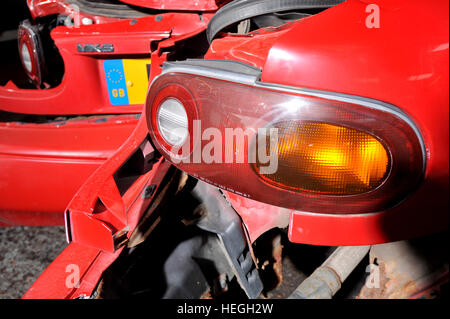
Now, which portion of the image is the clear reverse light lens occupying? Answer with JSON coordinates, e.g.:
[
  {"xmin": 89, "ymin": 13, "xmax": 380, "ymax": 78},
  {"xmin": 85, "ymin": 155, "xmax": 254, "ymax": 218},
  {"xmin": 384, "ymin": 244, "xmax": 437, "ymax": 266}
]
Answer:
[
  {"xmin": 156, "ymin": 98, "xmax": 189, "ymax": 146},
  {"xmin": 21, "ymin": 43, "xmax": 32, "ymax": 73}
]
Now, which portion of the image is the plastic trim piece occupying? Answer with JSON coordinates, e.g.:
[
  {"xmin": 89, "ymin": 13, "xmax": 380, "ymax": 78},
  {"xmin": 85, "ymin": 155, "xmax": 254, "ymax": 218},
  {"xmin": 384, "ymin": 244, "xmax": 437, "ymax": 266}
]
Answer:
[{"xmin": 194, "ymin": 180, "xmax": 263, "ymax": 299}]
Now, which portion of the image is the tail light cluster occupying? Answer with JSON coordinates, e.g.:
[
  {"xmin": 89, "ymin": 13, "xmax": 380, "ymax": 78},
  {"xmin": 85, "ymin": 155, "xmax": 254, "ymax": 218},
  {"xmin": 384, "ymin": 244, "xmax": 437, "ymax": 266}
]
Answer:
[
  {"xmin": 18, "ymin": 20, "xmax": 46, "ymax": 87},
  {"xmin": 146, "ymin": 60, "xmax": 425, "ymax": 214}
]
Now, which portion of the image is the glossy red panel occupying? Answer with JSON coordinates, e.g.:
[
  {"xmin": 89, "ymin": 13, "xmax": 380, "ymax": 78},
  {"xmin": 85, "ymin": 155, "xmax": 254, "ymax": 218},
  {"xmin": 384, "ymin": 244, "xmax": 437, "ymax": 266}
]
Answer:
[
  {"xmin": 205, "ymin": 0, "xmax": 449, "ymax": 244},
  {"xmin": 0, "ymin": 13, "xmax": 210, "ymax": 115},
  {"xmin": 0, "ymin": 115, "xmax": 138, "ymax": 226}
]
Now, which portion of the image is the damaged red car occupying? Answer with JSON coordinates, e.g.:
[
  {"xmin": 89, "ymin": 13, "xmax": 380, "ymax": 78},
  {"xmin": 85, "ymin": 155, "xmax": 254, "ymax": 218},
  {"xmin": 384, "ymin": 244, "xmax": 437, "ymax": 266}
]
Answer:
[{"xmin": 0, "ymin": 0, "xmax": 448, "ymax": 300}]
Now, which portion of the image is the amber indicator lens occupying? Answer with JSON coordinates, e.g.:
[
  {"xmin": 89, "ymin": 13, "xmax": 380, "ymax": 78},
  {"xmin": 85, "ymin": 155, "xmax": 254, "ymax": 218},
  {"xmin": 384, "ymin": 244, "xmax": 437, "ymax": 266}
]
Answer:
[{"xmin": 256, "ymin": 121, "xmax": 390, "ymax": 195}]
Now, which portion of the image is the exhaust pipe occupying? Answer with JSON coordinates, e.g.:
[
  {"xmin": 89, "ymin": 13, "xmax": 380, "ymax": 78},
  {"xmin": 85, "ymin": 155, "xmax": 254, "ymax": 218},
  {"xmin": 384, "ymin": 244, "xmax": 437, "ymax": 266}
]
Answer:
[{"xmin": 289, "ymin": 245, "xmax": 370, "ymax": 299}]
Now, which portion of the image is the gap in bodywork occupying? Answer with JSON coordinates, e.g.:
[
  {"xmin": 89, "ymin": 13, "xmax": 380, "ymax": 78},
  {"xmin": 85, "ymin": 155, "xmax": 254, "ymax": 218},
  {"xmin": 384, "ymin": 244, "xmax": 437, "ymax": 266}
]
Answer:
[
  {"xmin": 92, "ymin": 198, "xmax": 119, "ymax": 233},
  {"xmin": 0, "ymin": 111, "xmax": 139, "ymax": 124},
  {"xmin": 162, "ymin": 30, "xmax": 211, "ymax": 63},
  {"xmin": 94, "ymin": 175, "xmax": 247, "ymax": 299},
  {"xmin": 113, "ymin": 135, "xmax": 158, "ymax": 196},
  {"xmin": 0, "ymin": 1, "xmax": 32, "ymax": 87}
]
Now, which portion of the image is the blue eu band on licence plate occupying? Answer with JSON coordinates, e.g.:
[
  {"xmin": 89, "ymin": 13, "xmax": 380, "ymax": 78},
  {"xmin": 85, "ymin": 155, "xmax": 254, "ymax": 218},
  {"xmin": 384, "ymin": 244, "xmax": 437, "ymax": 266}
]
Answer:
[{"xmin": 104, "ymin": 59, "xmax": 129, "ymax": 105}]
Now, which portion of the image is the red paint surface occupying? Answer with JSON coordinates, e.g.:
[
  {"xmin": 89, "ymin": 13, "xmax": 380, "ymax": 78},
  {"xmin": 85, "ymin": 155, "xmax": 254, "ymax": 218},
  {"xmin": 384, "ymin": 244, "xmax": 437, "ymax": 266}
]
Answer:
[
  {"xmin": 24, "ymin": 117, "xmax": 170, "ymax": 298},
  {"xmin": 1, "ymin": 8, "xmax": 211, "ymax": 225},
  {"xmin": 22, "ymin": 9, "xmax": 211, "ymax": 295},
  {"xmin": 27, "ymin": 0, "xmax": 124, "ymax": 24},
  {"xmin": 0, "ymin": 115, "xmax": 138, "ymax": 226},
  {"xmin": 22, "ymin": 0, "xmax": 449, "ymax": 298},
  {"xmin": 205, "ymin": 0, "xmax": 449, "ymax": 245},
  {"xmin": 0, "ymin": 13, "xmax": 210, "ymax": 115}
]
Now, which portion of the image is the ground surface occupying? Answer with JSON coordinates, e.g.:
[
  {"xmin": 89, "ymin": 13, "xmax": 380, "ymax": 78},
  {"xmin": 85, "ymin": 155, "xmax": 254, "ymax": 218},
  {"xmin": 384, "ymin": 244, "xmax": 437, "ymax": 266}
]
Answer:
[{"xmin": 0, "ymin": 226, "xmax": 67, "ymax": 299}]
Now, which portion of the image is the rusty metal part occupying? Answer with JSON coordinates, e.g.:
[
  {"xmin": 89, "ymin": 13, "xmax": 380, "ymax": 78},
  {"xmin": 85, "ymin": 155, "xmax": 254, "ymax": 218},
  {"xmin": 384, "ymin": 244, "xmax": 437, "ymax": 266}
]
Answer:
[
  {"xmin": 358, "ymin": 233, "xmax": 449, "ymax": 299},
  {"xmin": 242, "ymin": 222, "xmax": 260, "ymax": 271},
  {"xmin": 113, "ymin": 226, "xmax": 130, "ymax": 250},
  {"xmin": 289, "ymin": 246, "xmax": 370, "ymax": 299},
  {"xmin": 194, "ymin": 181, "xmax": 264, "ymax": 299},
  {"xmin": 200, "ymin": 290, "xmax": 213, "ymax": 299},
  {"xmin": 256, "ymin": 232, "xmax": 284, "ymax": 289},
  {"xmin": 272, "ymin": 234, "xmax": 284, "ymax": 287},
  {"xmin": 181, "ymin": 203, "xmax": 207, "ymax": 226}
]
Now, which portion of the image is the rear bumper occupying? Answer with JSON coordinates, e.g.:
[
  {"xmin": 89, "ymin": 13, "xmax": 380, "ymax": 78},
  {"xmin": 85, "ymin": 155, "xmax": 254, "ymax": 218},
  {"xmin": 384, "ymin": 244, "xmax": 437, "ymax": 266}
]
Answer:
[{"xmin": 0, "ymin": 114, "xmax": 138, "ymax": 226}]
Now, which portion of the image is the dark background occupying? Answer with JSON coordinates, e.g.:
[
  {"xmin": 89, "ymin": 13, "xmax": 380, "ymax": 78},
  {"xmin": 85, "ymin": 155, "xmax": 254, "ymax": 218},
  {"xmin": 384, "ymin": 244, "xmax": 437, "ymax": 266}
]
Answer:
[
  {"xmin": 0, "ymin": 0, "xmax": 31, "ymax": 85},
  {"xmin": 0, "ymin": 1, "xmax": 30, "ymax": 31}
]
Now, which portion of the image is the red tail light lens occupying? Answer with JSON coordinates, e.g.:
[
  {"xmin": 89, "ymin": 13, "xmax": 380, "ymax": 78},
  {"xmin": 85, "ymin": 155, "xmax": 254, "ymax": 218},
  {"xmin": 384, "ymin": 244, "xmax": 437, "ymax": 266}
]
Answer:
[
  {"xmin": 18, "ymin": 20, "xmax": 45, "ymax": 87},
  {"xmin": 146, "ymin": 62, "xmax": 425, "ymax": 214}
]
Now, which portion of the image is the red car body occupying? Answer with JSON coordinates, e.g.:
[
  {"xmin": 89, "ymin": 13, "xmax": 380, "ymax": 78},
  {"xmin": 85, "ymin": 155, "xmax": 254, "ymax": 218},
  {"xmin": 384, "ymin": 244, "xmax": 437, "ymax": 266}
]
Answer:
[
  {"xmin": 0, "ymin": 0, "xmax": 447, "ymax": 298},
  {"xmin": 204, "ymin": 0, "xmax": 449, "ymax": 245},
  {"xmin": 0, "ymin": 0, "xmax": 213, "ymax": 225}
]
